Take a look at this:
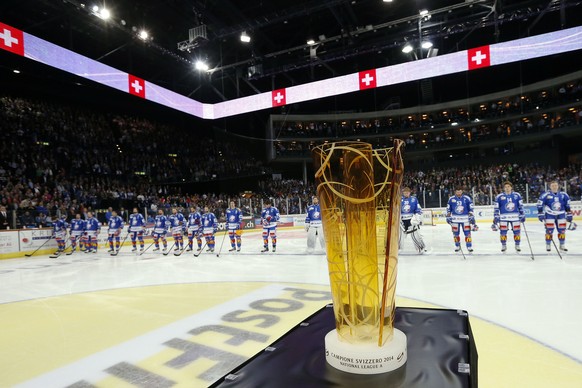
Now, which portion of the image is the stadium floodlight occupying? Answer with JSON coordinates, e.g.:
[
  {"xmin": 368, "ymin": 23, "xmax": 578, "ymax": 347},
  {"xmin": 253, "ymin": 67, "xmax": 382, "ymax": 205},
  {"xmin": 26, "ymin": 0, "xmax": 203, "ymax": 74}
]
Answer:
[
  {"xmin": 421, "ymin": 41, "xmax": 433, "ymax": 49},
  {"xmin": 401, "ymin": 44, "xmax": 414, "ymax": 53},
  {"xmin": 419, "ymin": 9, "xmax": 429, "ymax": 16},
  {"xmin": 383, "ymin": 0, "xmax": 394, "ymax": 2},
  {"xmin": 307, "ymin": 39, "xmax": 316, "ymax": 45},
  {"xmin": 138, "ymin": 30, "xmax": 149, "ymax": 41},
  {"xmin": 99, "ymin": 8, "xmax": 111, "ymax": 20},
  {"xmin": 195, "ymin": 60, "xmax": 209, "ymax": 71},
  {"xmin": 240, "ymin": 31, "xmax": 251, "ymax": 43}
]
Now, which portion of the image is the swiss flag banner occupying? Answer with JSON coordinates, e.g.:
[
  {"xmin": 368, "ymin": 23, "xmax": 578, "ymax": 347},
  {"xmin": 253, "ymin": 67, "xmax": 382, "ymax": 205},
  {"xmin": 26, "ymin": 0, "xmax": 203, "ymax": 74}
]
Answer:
[
  {"xmin": 359, "ymin": 69, "xmax": 377, "ymax": 90},
  {"xmin": 128, "ymin": 75, "xmax": 146, "ymax": 99},
  {"xmin": 0, "ymin": 23, "xmax": 24, "ymax": 56},
  {"xmin": 467, "ymin": 45, "xmax": 491, "ymax": 70},
  {"xmin": 272, "ymin": 88, "xmax": 286, "ymax": 107}
]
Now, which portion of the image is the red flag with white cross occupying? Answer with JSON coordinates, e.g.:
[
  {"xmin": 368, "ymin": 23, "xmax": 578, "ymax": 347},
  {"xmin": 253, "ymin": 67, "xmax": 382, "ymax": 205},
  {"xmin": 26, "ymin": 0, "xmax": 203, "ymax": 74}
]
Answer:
[
  {"xmin": 272, "ymin": 88, "xmax": 286, "ymax": 107},
  {"xmin": 359, "ymin": 69, "xmax": 377, "ymax": 90},
  {"xmin": 467, "ymin": 45, "xmax": 491, "ymax": 70},
  {"xmin": 128, "ymin": 75, "xmax": 146, "ymax": 99},
  {"xmin": 0, "ymin": 22, "xmax": 24, "ymax": 56}
]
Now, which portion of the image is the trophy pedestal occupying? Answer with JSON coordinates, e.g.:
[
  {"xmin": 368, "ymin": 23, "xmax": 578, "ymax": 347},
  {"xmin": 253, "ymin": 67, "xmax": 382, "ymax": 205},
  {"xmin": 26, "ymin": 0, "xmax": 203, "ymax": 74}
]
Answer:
[{"xmin": 324, "ymin": 328, "xmax": 407, "ymax": 374}]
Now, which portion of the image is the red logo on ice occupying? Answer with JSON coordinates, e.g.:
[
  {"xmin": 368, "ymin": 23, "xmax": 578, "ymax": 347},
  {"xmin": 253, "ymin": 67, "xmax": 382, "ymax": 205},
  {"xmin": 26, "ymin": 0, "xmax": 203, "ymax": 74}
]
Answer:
[
  {"xmin": 0, "ymin": 23, "xmax": 24, "ymax": 56},
  {"xmin": 128, "ymin": 75, "xmax": 146, "ymax": 99},
  {"xmin": 359, "ymin": 69, "xmax": 377, "ymax": 90},
  {"xmin": 467, "ymin": 45, "xmax": 490, "ymax": 70},
  {"xmin": 272, "ymin": 88, "xmax": 286, "ymax": 107}
]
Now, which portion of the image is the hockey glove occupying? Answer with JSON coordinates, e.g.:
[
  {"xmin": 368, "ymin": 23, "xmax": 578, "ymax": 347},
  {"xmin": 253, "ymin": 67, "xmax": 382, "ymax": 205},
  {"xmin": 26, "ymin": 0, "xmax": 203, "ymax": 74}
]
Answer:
[
  {"xmin": 304, "ymin": 224, "xmax": 310, "ymax": 232},
  {"xmin": 491, "ymin": 223, "xmax": 498, "ymax": 231},
  {"xmin": 519, "ymin": 214, "xmax": 526, "ymax": 223},
  {"xmin": 537, "ymin": 214, "xmax": 545, "ymax": 222},
  {"xmin": 566, "ymin": 212, "xmax": 573, "ymax": 223},
  {"xmin": 493, "ymin": 216, "xmax": 500, "ymax": 225},
  {"xmin": 469, "ymin": 214, "xmax": 476, "ymax": 224},
  {"xmin": 446, "ymin": 216, "xmax": 452, "ymax": 225}
]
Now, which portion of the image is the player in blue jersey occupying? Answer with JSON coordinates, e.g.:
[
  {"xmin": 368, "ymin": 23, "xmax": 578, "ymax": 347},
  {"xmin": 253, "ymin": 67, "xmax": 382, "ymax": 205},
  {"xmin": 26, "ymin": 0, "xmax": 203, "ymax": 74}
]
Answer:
[
  {"xmin": 168, "ymin": 208, "xmax": 185, "ymax": 251},
  {"xmin": 129, "ymin": 207, "xmax": 146, "ymax": 252},
  {"xmin": 305, "ymin": 196, "xmax": 325, "ymax": 253},
  {"xmin": 492, "ymin": 181, "xmax": 525, "ymax": 252},
  {"xmin": 446, "ymin": 186, "xmax": 475, "ymax": 253},
  {"xmin": 69, "ymin": 213, "xmax": 86, "ymax": 252},
  {"xmin": 84, "ymin": 211, "xmax": 101, "ymax": 253},
  {"xmin": 226, "ymin": 201, "xmax": 243, "ymax": 252},
  {"xmin": 53, "ymin": 214, "xmax": 68, "ymax": 253},
  {"xmin": 186, "ymin": 207, "xmax": 202, "ymax": 252},
  {"xmin": 107, "ymin": 210, "xmax": 124, "ymax": 253},
  {"xmin": 399, "ymin": 187, "xmax": 426, "ymax": 254},
  {"xmin": 201, "ymin": 206, "xmax": 218, "ymax": 252},
  {"xmin": 537, "ymin": 180, "xmax": 572, "ymax": 252},
  {"xmin": 261, "ymin": 200, "xmax": 280, "ymax": 253},
  {"xmin": 152, "ymin": 209, "xmax": 169, "ymax": 252}
]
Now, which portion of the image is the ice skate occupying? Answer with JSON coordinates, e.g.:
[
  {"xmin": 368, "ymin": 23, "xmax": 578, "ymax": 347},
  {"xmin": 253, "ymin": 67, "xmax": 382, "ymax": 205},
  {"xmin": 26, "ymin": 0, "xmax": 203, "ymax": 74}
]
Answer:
[
  {"xmin": 560, "ymin": 244, "xmax": 568, "ymax": 252},
  {"xmin": 229, "ymin": 247, "xmax": 236, "ymax": 252},
  {"xmin": 131, "ymin": 247, "xmax": 137, "ymax": 252},
  {"xmin": 467, "ymin": 247, "xmax": 473, "ymax": 253},
  {"xmin": 515, "ymin": 245, "xmax": 521, "ymax": 252},
  {"xmin": 261, "ymin": 247, "xmax": 269, "ymax": 253},
  {"xmin": 236, "ymin": 247, "xmax": 241, "ymax": 252},
  {"xmin": 546, "ymin": 244, "xmax": 551, "ymax": 252},
  {"xmin": 107, "ymin": 248, "xmax": 114, "ymax": 253},
  {"xmin": 153, "ymin": 247, "xmax": 160, "ymax": 252},
  {"xmin": 454, "ymin": 246, "xmax": 461, "ymax": 252},
  {"xmin": 501, "ymin": 245, "xmax": 507, "ymax": 252},
  {"xmin": 272, "ymin": 247, "xmax": 276, "ymax": 252},
  {"xmin": 186, "ymin": 247, "xmax": 192, "ymax": 252}
]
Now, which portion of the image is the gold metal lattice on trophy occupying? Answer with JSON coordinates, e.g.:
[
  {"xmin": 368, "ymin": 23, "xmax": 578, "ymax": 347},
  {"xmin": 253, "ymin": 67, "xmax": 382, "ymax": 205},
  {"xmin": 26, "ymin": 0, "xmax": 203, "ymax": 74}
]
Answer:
[{"xmin": 312, "ymin": 140, "xmax": 404, "ymax": 352}]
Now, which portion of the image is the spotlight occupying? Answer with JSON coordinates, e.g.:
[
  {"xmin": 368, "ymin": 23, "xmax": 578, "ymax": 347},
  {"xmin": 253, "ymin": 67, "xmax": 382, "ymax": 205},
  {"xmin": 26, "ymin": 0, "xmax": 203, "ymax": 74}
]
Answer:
[
  {"xmin": 195, "ymin": 60, "xmax": 209, "ymax": 71},
  {"xmin": 383, "ymin": 0, "xmax": 394, "ymax": 2},
  {"xmin": 421, "ymin": 41, "xmax": 433, "ymax": 49},
  {"xmin": 240, "ymin": 31, "xmax": 251, "ymax": 43},
  {"xmin": 13, "ymin": 69, "xmax": 20, "ymax": 74},
  {"xmin": 419, "ymin": 9, "xmax": 429, "ymax": 16},
  {"xmin": 138, "ymin": 30, "xmax": 149, "ymax": 41},
  {"xmin": 401, "ymin": 44, "xmax": 414, "ymax": 53},
  {"xmin": 306, "ymin": 39, "xmax": 316, "ymax": 45},
  {"xmin": 92, "ymin": 5, "xmax": 99, "ymax": 12},
  {"xmin": 99, "ymin": 8, "xmax": 111, "ymax": 20}
]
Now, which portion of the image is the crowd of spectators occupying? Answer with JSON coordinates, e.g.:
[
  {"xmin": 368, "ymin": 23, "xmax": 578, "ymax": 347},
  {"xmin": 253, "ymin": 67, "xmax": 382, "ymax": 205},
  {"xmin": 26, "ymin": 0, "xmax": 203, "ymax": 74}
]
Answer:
[
  {"xmin": 1, "ymin": 93, "xmax": 580, "ymax": 230},
  {"xmin": 273, "ymin": 79, "xmax": 582, "ymax": 139}
]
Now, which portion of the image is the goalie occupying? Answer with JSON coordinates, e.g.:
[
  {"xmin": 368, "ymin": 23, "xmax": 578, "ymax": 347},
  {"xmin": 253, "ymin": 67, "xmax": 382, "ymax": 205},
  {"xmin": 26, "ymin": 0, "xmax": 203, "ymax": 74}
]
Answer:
[
  {"xmin": 305, "ymin": 196, "xmax": 325, "ymax": 253},
  {"xmin": 399, "ymin": 187, "xmax": 427, "ymax": 254}
]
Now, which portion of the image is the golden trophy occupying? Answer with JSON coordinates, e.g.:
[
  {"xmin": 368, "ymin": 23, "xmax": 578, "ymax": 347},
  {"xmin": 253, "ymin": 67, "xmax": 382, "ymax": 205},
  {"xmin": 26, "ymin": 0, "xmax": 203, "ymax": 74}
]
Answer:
[{"xmin": 312, "ymin": 140, "xmax": 406, "ymax": 374}]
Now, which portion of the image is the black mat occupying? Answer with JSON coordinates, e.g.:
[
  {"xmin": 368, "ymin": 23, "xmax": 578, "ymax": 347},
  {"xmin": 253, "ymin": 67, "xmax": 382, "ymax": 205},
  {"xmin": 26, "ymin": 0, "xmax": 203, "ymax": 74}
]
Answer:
[{"xmin": 211, "ymin": 305, "xmax": 478, "ymax": 388}]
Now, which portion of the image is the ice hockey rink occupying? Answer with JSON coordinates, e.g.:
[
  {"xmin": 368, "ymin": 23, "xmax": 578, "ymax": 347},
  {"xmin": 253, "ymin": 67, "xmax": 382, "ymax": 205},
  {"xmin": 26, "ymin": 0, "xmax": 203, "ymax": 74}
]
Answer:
[{"xmin": 1, "ymin": 223, "xmax": 581, "ymax": 388}]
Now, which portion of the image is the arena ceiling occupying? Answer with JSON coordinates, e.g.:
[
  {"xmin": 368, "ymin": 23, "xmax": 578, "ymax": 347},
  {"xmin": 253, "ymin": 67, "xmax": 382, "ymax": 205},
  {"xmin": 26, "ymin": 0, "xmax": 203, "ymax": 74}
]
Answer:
[{"xmin": 1, "ymin": 0, "xmax": 582, "ymax": 110}]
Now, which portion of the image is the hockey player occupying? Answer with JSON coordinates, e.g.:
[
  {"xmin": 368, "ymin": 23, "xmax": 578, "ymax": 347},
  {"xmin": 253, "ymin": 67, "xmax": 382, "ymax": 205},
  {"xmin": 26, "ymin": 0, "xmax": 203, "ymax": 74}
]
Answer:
[
  {"xmin": 107, "ymin": 210, "xmax": 124, "ymax": 253},
  {"xmin": 168, "ymin": 208, "xmax": 185, "ymax": 251},
  {"xmin": 226, "ymin": 201, "xmax": 243, "ymax": 252},
  {"xmin": 69, "ymin": 213, "xmax": 85, "ymax": 252},
  {"xmin": 492, "ymin": 181, "xmax": 525, "ymax": 252},
  {"xmin": 201, "ymin": 206, "xmax": 217, "ymax": 252},
  {"xmin": 537, "ymin": 180, "xmax": 572, "ymax": 252},
  {"xmin": 84, "ymin": 211, "xmax": 101, "ymax": 253},
  {"xmin": 129, "ymin": 207, "xmax": 146, "ymax": 252},
  {"xmin": 261, "ymin": 200, "xmax": 280, "ymax": 252},
  {"xmin": 152, "ymin": 209, "xmax": 168, "ymax": 252},
  {"xmin": 305, "ymin": 196, "xmax": 324, "ymax": 253},
  {"xmin": 400, "ymin": 187, "xmax": 426, "ymax": 254},
  {"xmin": 446, "ymin": 186, "xmax": 475, "ymax": 253},
  {"xmin": 53, "ymin": 214, "xmax": 68, "ymax": 254},
  {"xmin": 186, "ymin": 207, "xmax": 202, "ymax": 252}
]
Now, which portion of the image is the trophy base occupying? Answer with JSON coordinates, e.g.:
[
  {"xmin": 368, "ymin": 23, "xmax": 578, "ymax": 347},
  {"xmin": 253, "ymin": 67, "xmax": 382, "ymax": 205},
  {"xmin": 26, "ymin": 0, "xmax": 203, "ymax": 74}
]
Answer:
[{"xmin": 324, "ymin": 328, "xmax": 407, "ymax": 374}]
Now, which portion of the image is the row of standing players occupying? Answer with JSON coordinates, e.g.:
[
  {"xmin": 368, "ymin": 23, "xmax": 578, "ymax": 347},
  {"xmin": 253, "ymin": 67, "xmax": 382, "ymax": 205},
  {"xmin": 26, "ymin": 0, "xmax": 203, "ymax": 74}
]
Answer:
[
  {"xmin": 401, "ymin": 180, "xmax": 575, "ymax": 254},
  {"xmin": 48, "ymin": 199, "xmax": 325, "ymax": 255}
]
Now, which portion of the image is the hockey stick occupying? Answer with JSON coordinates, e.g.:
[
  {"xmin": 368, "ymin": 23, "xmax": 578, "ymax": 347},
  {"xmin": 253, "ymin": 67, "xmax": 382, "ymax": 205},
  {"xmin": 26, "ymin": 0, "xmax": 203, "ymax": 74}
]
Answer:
[
  {"xmin": 193, "ymin": 240, "xmax": 208, "ymax": 257},
  {"xmin": 163, "ymin": 242, "xmax": 176, "ymax": 256},
  {"xmin": 24, "ymin": 234, "xmax": 54, "ymax": 257},
  {"xmin": 173, "ymin": 243, "xmax": 189, "ymax": 257},
  {"xmin": 521, "ymin": 223, "xmax": 535, "ymax": 261},
  {"xmin": 216, "ymin": 231, "xmax": 228, "ymax": 257},
  {"xmin": 551, "ymin": 238, "xmax": 563, "ymax": 260},
  {"xmin": 139, "ymin": 241, "xmax": 156, "ymax": 256},
  {"xmin": 110, "ymin": 232, "xmax": 131, "ymax": 256},
  {"xmin": 458, "ymin": 244, "xmax": 467, "ymax": 260},
  {"xmin": 49, "ymin": 240, "xmax": 73, "ymax": 258}
]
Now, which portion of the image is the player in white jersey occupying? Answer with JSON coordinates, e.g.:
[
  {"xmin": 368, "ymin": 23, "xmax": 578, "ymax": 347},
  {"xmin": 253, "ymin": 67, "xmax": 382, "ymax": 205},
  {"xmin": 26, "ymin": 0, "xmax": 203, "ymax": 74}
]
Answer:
[{"xmin": 399, "ymin": 187, "xmax": 427, "ymax": 254}]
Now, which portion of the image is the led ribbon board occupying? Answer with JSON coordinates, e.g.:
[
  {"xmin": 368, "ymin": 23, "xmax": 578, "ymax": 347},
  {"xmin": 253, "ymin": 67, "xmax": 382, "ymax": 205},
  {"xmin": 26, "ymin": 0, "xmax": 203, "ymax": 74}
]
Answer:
[{"xmin": 1, "ymin": 21, "xmax": 582, "ymax": 120}]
